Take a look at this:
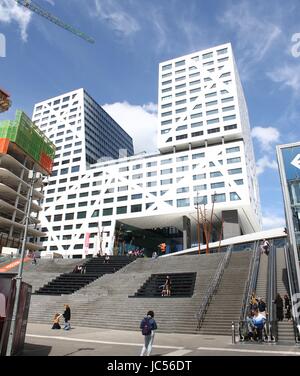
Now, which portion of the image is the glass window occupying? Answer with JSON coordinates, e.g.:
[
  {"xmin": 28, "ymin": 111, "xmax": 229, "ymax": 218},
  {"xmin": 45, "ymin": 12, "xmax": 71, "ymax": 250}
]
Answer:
[
  {"xmin": 103, "ymin": 208, "xmax": 113, "ymax": 216},
  {"xmin": 79, "ymin": 192, "xmax": 88, "ymax": 197},
  {"xmin": 212, "ymin": 193, "xmax": 226, "ymax": 203},
  {"xmin": 132, "ymin": 173, "xmax": 143, "ymax": 180},
  {"xmin": 223, "ymin": 114, "xmax": 236, "ymax": 121},
  {"xmin": 194, "ymin": 195, "xmax": 207, "ymax": 205},
  {"xmin": 66, "ymin": 203, "xmax": 75, "ymax": 208},
  {"xmin": 207, "ymin": 118, "xmax": 219, "ymax": 125},
  {"xmin": 193, "ymin": 173, "xmax": 206, "ymax": 180},
  {"xmin": 133, "ymin": 164, "xmax": 142, "ymax": 170},
  {"xmin": 117, "ymin": 196, "xmax": 127, "ymax": 202},
  {"xmin": 234, "ymin": 179, "xmax": 244, "ymax": 185},
  {"xmin": 230, "ymin": 192, "xmax": 241, "ymax": 201},
  {"xmin": 192, "ymin": 152, "xmax": 205, "ymax": 159},
  {"xmin": 191, "ymin": 122, "xmax": 203, "ymax": 128},
  {"xmin": 176, "ymin": 166, "xmax": 189, "ymax": 172},
  {"xmin": 211, "ymin": 182, "xmax": 225, "ymax": 189},
  {"xmin": 161, "ymin": 178, "xmax": 173, "ymax": 185},
  {"xmin": 162, "ymin": 63, "xmax": 172, "ymax": 71},
  {"xmin": 146, "ymin": 161, "xmax": 157, "ymax": 168},
  {"xmin": 228, "ymin": 168, "xmax": 242, "ymax": 175},
  {"xmin": 131, "ymin": 204, "xmax": 142, "ymax": 213},
  {"xmin": 117, "ymin": 206, "xmax": 127, "ymax": 214},
  {"xmin": 227, "ymin": 157, "xmax": 241, "ymax": 164},
  {"xmin": 88, "ymin": 223, "xmax": 98, "ymax": 228},
  {"xmin": 177, "ymin": 187, "xmax": 189, "ymax": 193},
  {"xmin": 77, "ymin": 211, "xmax": 87, "ymax": 219},
  {"xmin": 206, "ymin": 109, "xmax": 218, "ymax": 116},
  {"xmin": 79, "ymin": 201, "xmax": 88, "ymax": 207},
  {"xmin": 131, "ymin": 194, "xmax": 142, "ymax": 200},
  {"xmin": 102, "ymin": 221, "xmax": 111, "ymax": 226},
  {"xmin": 161, "ymin": 168, "xmax": 173, "ymax": 175},
  {"xmin": 208, "ymin": 127, "xmax": 220, "ymax": 134},
  {"xmin": 217, "ymin": 47, "xmax": 228, "ymax": 55},
  {"xmin": 222, "ymin": 105, "xmax": 235, "ymax": 112},
  {"xmin": 104, "ymin": 198, "xmax": 114, "ymax": 203},
  {"xmin": 193, "ymin": 184, "xmax": 207, "ymax": 191},
  {"xmin": 210, "ymin": 171, "xmax": 223, "ymax": 178},
  {"xmin": 71, "ymin": 166, "xmax": 80, "ymax": 173},
  {"xmin": 226, "ymin": 146, "xmax": 240, "ymax": 153},
  {"xmin": 222, "ymin": 97, "xmax": 234, "ymax": 103},
  {"xmin": 224, "ymin": 124, "xmax": 237, "ymax": 130},
  {"xmin": 177, "ymin": 198, "xmax": 190, "ymax": 207},
  {"xmin": 147, "ymin": 181, "xmax": 157, "ymax": 187},
  {"xmin": 147, "ymin": 171, "xmax": 157, "ymax": 177},
  {"xmin": 175, "ymin": 60, "xmax": 185, "ymax": 67},
  {"xmin": 61, "ymin": 168, "xmax": 69, "ymax": 175},
  {"xmin": 65, "ymin": 213, "xmax": 74, "ymax": 220}
]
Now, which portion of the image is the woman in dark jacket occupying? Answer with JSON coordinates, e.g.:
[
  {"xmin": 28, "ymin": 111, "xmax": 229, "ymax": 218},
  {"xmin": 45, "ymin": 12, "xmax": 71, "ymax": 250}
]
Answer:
[
  {"xmin": 274, "ymin": 294, "xmax": 284, "ymax": 321},
  {"xmin": 63, "ymin": 304, "xmax": 71, "ymax": 330}
]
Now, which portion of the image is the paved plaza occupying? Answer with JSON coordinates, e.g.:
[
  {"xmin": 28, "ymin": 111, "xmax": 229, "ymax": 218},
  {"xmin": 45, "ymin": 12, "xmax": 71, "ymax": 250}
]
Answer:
[{"xmin": 22, "ymin": 324, "xmax": 300, "ymax": 357}]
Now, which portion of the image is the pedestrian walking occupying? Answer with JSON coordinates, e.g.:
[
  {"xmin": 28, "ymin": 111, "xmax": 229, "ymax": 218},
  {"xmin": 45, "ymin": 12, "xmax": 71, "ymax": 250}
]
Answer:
[
  {"xmin": 62, "ymin": 304, "xmax": 71, "ymax": 330},
  {"xmin": 261, "ymin": 239, "xmax": 270, "ymax": 255},
  {"xmin": 161, "ymin": 275, "xmax": 171, "ymax": 297},
  {"xmin": 140, "ymin": 310, "xmax": 157, "ymax": 356}
]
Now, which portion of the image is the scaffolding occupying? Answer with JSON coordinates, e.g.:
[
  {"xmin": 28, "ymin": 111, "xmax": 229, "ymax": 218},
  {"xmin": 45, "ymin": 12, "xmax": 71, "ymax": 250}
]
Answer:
[{"xmin": 0, "ymin": 110, "xmax": 56, "ymax": 174}]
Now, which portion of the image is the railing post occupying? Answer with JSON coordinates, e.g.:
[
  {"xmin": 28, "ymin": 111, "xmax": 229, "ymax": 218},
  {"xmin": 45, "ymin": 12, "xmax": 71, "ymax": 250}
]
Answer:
[{"xmin": 231, "ymin": 321, "xmax": 236, "ymax": 344}]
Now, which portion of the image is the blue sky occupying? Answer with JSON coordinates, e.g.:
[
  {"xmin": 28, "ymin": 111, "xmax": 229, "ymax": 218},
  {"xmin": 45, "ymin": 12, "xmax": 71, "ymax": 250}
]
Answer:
[{"xmin": 1, "ymin": 0, "xmax": 300, "ymax": 229}]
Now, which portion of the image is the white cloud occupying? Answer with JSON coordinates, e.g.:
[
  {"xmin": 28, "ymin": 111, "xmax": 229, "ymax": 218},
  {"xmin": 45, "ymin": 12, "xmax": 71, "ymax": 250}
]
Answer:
[
  {"xmin": 267, "ymin": 63, "xmax": 300, "ymax": 94},
  {"xmin": 256, "ymin": 156, "xmax": 278, "ymax": 175},
  {"xmin": 102, "ymin": 101, "xmax": 158, "ymax": 154},
  {"xmin": 251, "ymin": 126, "xmax": 280, "ymax": 151},
  {"xmin": 0, "ymin": 0, "xmax": 32, "ymax": 41},
  {"xmin": 93, "ymin": 0, "xmax": 140, "ymax": 37},
  {"xmin": 262, "ymin": 213, "xmax": 286, "ymax": 230}
]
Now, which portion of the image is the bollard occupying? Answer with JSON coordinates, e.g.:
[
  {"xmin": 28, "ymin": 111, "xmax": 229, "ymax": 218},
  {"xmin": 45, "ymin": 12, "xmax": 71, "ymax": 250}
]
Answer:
[{"xmin": 231, "ymin": 321, "xmax": 236, "ymax": 344}]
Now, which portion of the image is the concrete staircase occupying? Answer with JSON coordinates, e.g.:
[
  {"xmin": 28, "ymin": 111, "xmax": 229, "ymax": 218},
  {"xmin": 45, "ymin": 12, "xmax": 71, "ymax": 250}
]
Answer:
[
  {"xmin": 199, "ymin": 250, "xmax": 252, "ymax": 336},
  {"xmin": 131, "ymin": 272, "xmax": 196, "ymax": 297},
  {"xmin": 34, "ymin": 256, "xmax": 134, "ymax": 295},
  {"xmin": 28, "ymin": 253, "xmax": 223, "ymax": 334},
  {"xmin": 276, "ymin": 247, "xmax": 295, "ymax": 343},
  {"xmin": 3, "ymin": 259, "xmax": 81, "ymax": 292}
]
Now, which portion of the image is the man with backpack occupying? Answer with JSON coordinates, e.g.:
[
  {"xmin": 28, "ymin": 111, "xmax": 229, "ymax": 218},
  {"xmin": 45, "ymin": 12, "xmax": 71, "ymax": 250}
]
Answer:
[{"xmin": 140, "ymin": 310, "xmax": 157, "ymax": 356}]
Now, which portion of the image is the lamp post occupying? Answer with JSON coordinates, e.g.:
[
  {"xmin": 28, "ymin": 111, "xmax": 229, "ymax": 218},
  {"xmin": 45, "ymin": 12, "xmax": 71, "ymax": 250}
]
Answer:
[{"xmin": 6, "ymin": 170, "xmax": 42, "ymax": 356}]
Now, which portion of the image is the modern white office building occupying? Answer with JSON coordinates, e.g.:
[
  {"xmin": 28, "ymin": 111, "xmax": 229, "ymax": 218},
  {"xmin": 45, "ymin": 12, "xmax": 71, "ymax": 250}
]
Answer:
[{"xmin": 33, "ymin": 43, "xmax": 262, "ymax": 258}]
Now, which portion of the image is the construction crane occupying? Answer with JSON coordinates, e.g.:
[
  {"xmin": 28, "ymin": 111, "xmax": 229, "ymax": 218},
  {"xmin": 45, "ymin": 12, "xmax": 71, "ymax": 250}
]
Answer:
[
  {"xmin": 14, "ymin": 0, "xmax": 94, "ymax": 44},
  {"xmin": 0, "ymin": 89, "xmax": 11, "ymax": 113}
]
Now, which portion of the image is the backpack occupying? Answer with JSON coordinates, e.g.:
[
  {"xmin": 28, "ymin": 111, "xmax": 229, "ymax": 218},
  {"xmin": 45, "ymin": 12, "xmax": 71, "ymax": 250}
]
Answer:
[{"xmin": 141, "ymin": 318, "xmax": 152, "ymax": 336}]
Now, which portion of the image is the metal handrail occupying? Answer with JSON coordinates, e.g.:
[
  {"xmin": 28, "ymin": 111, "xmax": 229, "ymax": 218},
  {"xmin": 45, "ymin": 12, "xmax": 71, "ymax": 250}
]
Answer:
[
  {"xmin": 196, "ymin": 245, "xmax": 232, "ymax": 330},
  {"xmin": 266, "ymin": 240, "xmax": 277, "ymax": 341},
  {"xmin": 284, "ymin": 244, "xmax": 300, "ymax": 342}
]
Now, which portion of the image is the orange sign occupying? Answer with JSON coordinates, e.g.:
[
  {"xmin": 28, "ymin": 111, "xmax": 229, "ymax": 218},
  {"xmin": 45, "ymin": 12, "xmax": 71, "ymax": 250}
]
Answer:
[{"xmin": 0, "ymin": 257, "xmax": 31, "ymax": 273}]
